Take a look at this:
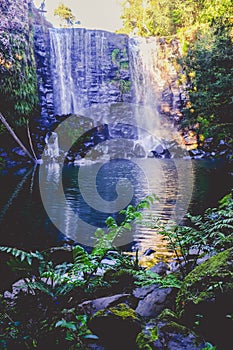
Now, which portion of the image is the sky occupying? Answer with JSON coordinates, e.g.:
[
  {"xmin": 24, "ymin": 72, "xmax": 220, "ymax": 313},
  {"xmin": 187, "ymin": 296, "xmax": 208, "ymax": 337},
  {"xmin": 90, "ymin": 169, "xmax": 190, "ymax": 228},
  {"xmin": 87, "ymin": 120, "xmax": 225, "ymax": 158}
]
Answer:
[{"xmin": 33, "ymin": 0, "xmax": 123, "ymax": 32}]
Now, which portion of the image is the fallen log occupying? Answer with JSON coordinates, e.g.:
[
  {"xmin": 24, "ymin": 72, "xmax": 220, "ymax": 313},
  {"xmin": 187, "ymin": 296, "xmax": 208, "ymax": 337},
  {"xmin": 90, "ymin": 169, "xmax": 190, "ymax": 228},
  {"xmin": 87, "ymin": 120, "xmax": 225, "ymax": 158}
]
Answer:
[{"xmin": 0, "ymin": 112, "xmax": 36, "ymax": 163}]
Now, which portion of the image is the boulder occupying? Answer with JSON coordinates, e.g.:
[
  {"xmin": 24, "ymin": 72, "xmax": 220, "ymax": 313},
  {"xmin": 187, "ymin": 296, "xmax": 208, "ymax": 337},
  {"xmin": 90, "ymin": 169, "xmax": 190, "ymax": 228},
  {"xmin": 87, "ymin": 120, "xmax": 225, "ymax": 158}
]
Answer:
[
  {"xmin": 88, "ymin": 303, "xmax": 141, "ymax": 350},
  {"xmin": 149, "ymin": 262, "xmax": 170, "ymax": 276},
  {"xmin": 176, "ymin": 248, "xmax": 233, "ymax": 349},
  {"xmin": 103, "ymin": 268, "xmax": 135, "ymax": 294},
  {"xmin": 87, "ymin": 345, "xmax": 106, "ymax": 350},
  {"xmin": 135, "ymin": 286, "xmax": 177, "ymax": 317},
  {"xmin": 136, "ymin": 309, "xmax": 205, "ymax": 350},
  {"xmin": 78, "ymin": 293, "xmax": 137, "ymax": 317}
]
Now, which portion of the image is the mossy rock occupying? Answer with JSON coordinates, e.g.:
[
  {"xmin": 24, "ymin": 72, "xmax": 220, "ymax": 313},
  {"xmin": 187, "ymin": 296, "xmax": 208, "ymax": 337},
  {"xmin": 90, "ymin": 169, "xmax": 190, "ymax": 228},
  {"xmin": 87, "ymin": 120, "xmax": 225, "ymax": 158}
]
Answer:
[
  {"xmin": 91, "ymin": 303, "xmax": 140, "ymax": 321},
  {"xmin": 176, "ymin": 248, "xmax": 233, "ymax": 349},
  {"xmin": 136, "ymin": 318, "xmax": 205, "ymax": 350},
  {"xmin": 176, "ymin": 248, "xmax": 233, "ymax": 313},
  {"xmin": 136, "ymin": 324, "xmax": 158, "ymax": 350},
  {"xmin": 89, "ymin": 303, "xmax": 141, "ymax": 350}
]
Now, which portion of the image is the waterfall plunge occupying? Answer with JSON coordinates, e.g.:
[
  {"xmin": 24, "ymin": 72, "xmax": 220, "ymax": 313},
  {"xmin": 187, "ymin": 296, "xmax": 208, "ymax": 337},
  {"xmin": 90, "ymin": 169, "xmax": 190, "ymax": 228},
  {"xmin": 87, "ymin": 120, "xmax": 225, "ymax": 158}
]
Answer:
[{"xmin": 50, "ymin": 29, "xmax": 79, "ymax": 115}]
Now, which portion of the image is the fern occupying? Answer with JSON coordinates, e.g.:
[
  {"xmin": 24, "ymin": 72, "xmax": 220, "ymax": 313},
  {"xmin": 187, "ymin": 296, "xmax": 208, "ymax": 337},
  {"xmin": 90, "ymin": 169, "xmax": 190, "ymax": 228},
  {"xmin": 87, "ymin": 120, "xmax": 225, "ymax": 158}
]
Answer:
[
  {"xmin": 0, "ymin": 246, "xmax": 41, "ymax": 265},
  {"xmin": 19, "ymin": 280, "xmax": 55, "ymax": 297},
  {"xmin": 134, "ymin": 270, "xmax": 181, "ymax": 289},
  {"xmin": 155, "ymin": 191, "xmax": 233, "ymax": 277}
]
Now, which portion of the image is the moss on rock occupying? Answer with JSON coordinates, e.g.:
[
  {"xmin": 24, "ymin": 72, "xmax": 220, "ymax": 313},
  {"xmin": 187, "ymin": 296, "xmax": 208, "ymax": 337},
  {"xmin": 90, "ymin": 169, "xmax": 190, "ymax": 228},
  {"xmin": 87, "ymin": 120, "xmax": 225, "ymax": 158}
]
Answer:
[
  {"xmin": 93, "ymin": 303, "xmax": 140, "ymax": 321},
  {"xmin": 136, "ymin": 326, "xmax": 158, "ymax": 350},
  {"xmin": 176, "ymin": 248, "xmax": 233, "ymax": 315},
  {"xmin": 136, "ymin": 318, "xmax": 205, "ymax": 350},
  {"xmin": 160, "ymin": 321, "xmax": 192, "ymax": 336},
  {"xmin": 176, "ymin": 248, "xmax": 233, "ymax": 349},
  {"xmin": 89, "ymin": 303, "xmax": 141, "ymax": 349}
]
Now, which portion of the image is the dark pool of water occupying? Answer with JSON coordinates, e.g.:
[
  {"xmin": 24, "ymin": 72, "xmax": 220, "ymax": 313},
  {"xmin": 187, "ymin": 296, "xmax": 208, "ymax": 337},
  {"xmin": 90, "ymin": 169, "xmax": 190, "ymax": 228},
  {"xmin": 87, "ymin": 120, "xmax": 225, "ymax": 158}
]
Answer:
[{"xmin": 0, "ymin": 159, "xmax": 232, "ymax": 253}]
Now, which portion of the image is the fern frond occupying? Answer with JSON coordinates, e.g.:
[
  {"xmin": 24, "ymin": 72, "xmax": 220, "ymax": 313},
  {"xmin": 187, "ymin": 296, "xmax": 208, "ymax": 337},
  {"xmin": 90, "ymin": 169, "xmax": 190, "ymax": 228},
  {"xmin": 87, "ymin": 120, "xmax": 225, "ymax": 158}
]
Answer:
[
  {"xmin": 0, "ymin": 246, "xmax": 37, "ymax": 265},
  {"xmin": 17, "ymin": 280, "xmax": 54, "ymax": 297}
]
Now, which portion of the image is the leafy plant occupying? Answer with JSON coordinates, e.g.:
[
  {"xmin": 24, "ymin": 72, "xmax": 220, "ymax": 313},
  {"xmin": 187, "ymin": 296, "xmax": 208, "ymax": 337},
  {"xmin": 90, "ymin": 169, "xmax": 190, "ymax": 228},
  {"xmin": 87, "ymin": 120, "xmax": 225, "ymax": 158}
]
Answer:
[
  {"xmin": 55, "ymin": 313, "xmax": 97, "ymax": 349},
  {"xmin": 134, "ymin": 270, "xmax": 181, "ymax": 289},
  {"xmin": 0, "ymin": 1, "xmax": 39, "ymax": 125},
  {"xmin": 136, "ymin": 321, "xmax": 159, "ymax": 350},
  {"xmin": 180, "ymin": 21, "xmax": 233, "ymax": 141},
  {"xmin": 202, "ymin": 342, "xmax": 217, "ymax": 350},
  {"xmin": 111, "ymin": 48, "xmax": 120, "ymax": 63},
  {"xmin": 0, "ymin": 196, "xmax": 161, "ymax": 345},
  {"xmin": 152, "ymin": 192, "xmax": 233, "ymax": 277},
  {"xmin": 1, "ymin": 194, "xmax": 231, "ymax": 348}
]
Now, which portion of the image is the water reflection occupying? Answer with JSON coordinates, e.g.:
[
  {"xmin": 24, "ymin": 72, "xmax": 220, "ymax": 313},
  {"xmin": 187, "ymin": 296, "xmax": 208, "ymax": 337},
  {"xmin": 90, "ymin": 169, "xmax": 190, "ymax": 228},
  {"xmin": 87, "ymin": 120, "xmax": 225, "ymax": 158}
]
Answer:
[
  {"xmin": 0, "ymin": 160, "xmax": 231, "ymax": 256},
  {"xmin": 40, "ymin": 158, "xmax": 193, "ymax": 252}
]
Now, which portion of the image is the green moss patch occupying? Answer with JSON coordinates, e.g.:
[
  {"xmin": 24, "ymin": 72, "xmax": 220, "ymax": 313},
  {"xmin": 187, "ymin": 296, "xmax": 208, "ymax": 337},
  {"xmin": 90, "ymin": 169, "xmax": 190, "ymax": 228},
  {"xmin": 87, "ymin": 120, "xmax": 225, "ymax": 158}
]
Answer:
[{"xmin": 176, "ymin": 248, "xmax": 233, "ymax": 316}]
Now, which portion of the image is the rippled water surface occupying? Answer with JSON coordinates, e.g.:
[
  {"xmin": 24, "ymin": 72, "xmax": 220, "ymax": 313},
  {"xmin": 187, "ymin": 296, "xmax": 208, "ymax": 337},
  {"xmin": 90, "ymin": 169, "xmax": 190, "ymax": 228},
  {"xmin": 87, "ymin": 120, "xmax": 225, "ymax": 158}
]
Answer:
[{"xmin": 0, "ymin": 159, "xmax": 231, "ymax": 260}]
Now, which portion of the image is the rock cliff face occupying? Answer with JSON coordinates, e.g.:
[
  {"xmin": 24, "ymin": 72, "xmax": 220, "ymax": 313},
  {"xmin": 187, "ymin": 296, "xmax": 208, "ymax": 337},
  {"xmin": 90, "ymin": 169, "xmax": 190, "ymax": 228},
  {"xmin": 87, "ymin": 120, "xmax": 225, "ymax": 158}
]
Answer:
[
  {"xmin": 0, "ymin": 1, "xmax": 185, "ymax": 127},
  {"xmin": 34, "ymin": 25, "xmax": 54, "ymax": 122},
  {"xmin": 34, "ymin": 27, "xmax": 131, "ymax": 121},
  {"xmin": 33, "ymin": 25, "xmax": 185, "ymax": 125}
]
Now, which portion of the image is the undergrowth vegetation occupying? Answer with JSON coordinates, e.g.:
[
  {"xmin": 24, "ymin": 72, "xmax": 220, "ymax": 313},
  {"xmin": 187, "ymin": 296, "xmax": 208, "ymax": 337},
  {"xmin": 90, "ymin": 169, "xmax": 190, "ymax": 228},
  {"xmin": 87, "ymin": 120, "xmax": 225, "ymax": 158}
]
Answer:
[{"xmin": 0, "ymin": 192, "xmax": 232, "ymax": 349}]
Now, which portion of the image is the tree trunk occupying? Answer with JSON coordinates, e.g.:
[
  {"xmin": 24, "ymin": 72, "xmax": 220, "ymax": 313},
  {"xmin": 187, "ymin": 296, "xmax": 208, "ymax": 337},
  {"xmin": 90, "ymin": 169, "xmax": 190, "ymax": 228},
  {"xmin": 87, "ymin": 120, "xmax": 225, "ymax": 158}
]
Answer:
[
  {"xmin": 0, "ymin": 112, "xmax": 36, "ymax": 163},
  {"xmin": 27, "ymin": 121, "xmax": 37, "ymax": 161}
]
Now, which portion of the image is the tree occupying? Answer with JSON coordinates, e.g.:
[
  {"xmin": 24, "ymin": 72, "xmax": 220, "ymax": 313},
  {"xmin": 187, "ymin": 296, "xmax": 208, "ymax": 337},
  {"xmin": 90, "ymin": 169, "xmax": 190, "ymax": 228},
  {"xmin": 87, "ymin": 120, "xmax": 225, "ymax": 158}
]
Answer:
[
  {"xmin": 118, "ymin": 0, "xmax": 233, "ymax": 38},
  {"xmin": 54, "ymin": 3, "xmax": 76, "ymax": 27},
  {"xmin": 118, "ymin": 0, "xmax": 177, "ymax": 37},
  {"xmin": 181, "ymin": 21, "xmax": 233, "ymax": 141}
]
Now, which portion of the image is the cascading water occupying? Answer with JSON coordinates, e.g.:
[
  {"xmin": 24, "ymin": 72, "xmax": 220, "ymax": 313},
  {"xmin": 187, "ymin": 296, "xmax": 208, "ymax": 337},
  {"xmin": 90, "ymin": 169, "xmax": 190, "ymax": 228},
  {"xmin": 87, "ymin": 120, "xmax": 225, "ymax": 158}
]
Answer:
[
  {"xmin": 49, "ymin": 28, "xmax": 131, "ymax": 116},
  {"xmin": 129, "ymin": 36, "xmax": 163, "ymax": 107},
  {"xmin": 47, "ymin": 29, "xmax": 175, "ymax": 156},
  {"xmin": 128, "ymin": 37, "xmax": 168, "ymax": 154},
  {"xmin": 50, "ymin": 29, "xmax": 79, "ymax": 115},
  {"xmin": 44, "ymin": 131, "xmax": 60, "ymax": 159},
  {"xmin": 128, "ymin": 36, "xmax": 184, "ymax": 154}
]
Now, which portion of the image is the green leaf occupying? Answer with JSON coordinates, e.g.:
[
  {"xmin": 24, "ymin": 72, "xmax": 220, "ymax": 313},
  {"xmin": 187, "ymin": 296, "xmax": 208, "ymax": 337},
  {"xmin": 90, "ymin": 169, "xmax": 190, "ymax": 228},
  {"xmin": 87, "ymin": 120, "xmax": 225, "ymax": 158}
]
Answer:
[
  {"xmin": 106, "ymin": 216, "xmax": 117, "ymax": 227},
  {"xmin": 122, "ymin": 222, "xmax": 132, "ymax": 231},
  {"xmin": 55, "ymin": 319, "xmax": 77, "ymax": 331}
]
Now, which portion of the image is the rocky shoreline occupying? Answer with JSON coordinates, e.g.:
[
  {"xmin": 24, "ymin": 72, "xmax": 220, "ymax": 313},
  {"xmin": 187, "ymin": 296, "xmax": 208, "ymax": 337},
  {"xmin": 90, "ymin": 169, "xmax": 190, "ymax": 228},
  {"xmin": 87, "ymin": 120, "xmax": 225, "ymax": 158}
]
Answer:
[{"xmin": 0, "ymin": 122, "xmax": 232, "ymax": 170}]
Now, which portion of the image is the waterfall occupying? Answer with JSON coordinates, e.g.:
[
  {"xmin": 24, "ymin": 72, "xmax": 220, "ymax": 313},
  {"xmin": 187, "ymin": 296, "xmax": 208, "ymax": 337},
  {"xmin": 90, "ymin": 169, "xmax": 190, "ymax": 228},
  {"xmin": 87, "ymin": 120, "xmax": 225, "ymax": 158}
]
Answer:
[
  {"xmin": 129, "ymin": 36, "xmax": 163, "ymax": 107},
  {"xmin": 49, "ymin": 28, "xmax": 130, "ymax": 117},
  {"xmin": 47, "ymin": 30, "xmax": 173, "ymax": 157},
  {"xmin": 45, "ymin": 29, "xmax": 183, "ymax": 156},
  {"xmin": 128, "ymin": 36, "xmax": 184, "ymax": 153},
  {"xmin": 128, "ymin": 37, "xmax": 167, "ymax": 152},
  {"xmin": 50, "ymin": 29, "xmax": 79, "ymax": 115},
  {"xmin": 44, "ymin": 131, "xmax": 60, "ymax": 159},
  {"xmin": 38, "ymin": 29, "xmax": 194, "ymax": 252}
]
